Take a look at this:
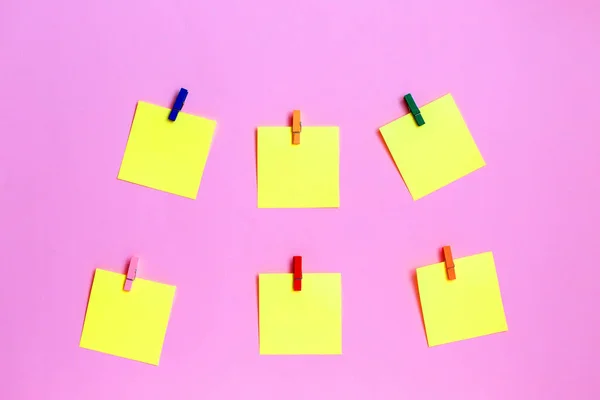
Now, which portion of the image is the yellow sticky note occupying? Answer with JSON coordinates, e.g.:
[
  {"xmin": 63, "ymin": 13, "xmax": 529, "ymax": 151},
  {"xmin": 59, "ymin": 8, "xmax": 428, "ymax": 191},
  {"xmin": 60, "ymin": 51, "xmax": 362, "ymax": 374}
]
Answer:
[
  {"xmin": 259, "ymin": 273, "xmax": 342, "ymax": 354},
  {"xmin": 416, "ymin": 251, "xmax": 508, "ymax": 347},
  {"xmin": 257, "ymin": 127, "xmax": 339, "ymax": 208},
  {"xmin": 380, "ymin": 94, "xmax": 485, "ymax": 200},
  {"xmin": 80, "ymin": 269, "xmax": 176, "ymax": 365},
  {"xmin": 118, "ymin": 101, "xmax": 216, "ymax": 199}
]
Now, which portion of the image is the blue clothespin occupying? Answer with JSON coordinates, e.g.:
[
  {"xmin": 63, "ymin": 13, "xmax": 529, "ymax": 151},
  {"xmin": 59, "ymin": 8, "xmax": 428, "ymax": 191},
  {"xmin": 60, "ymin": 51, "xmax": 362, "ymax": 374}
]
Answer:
[{"xmin": 169, "ymin": 88, "xmax": 188, "ymax": 121}]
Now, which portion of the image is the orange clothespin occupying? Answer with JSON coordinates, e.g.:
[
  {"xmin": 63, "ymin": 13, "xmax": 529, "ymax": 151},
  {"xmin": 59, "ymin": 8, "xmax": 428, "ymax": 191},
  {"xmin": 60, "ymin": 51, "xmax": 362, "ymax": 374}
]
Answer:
[
  {"xmin": 292, "ymin": 110, "xmax": 301, "ymax": 145},
  {"xmin": 124, "ymin": 256, "xmax": 140, "ymax": 291},
  {"xmin": 443, "ymin": 246, "xmax": 456, "ymax": 280},
  {"xmin": 293, "ymin": 256, "xmax": 302, "ymax": 291}
]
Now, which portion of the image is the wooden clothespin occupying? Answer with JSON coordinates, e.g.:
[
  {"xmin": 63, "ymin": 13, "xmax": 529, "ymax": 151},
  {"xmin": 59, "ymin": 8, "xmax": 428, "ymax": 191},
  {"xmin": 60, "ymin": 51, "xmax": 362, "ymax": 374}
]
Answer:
[
  {"xmin": 443, "ymin": 246, "xmax": 456, "ymax": 280},
  {"xmin": 404, "ymin": 93, "xmax": 425, "ymax": 126},
  {"xmin": 292, "ymin": 110, "xmax": 302, "ymax": 145},
  {"xmin": 124, "ymin": 256, "xmax": 140, "ymax": 291},
  {"xmin": 168, "ymin": 88, "xmax": 188, "ymax": 121},
  {"xmin": 293, "ymin": 256, "xmax": 302, "ymax": 291}
]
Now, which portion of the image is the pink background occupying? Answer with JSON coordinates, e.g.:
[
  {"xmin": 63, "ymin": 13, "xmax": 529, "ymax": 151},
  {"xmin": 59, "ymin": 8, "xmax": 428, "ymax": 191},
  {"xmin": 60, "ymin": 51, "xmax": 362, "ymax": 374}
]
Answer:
[{"xmin": 1, "ymin": 0, "xmax": 599, "ymax": 399}]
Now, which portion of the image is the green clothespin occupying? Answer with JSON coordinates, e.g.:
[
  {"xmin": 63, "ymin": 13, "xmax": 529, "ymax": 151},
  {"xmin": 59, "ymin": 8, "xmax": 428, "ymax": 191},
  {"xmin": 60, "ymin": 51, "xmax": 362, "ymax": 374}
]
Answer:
[{"xmin": 404, "ymin": 93, "xmax": 425, "ymax": 126}]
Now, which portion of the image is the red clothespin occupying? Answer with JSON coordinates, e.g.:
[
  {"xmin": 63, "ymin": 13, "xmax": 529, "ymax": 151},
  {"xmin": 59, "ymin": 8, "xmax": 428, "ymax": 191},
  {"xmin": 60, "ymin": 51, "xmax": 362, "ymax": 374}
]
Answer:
[
  {"xmin": 293, "ymin": 256, "xmax": 302, "ymax": 291},
  {"xmin": 292, "ymin": 110, "xmax": 301, "ymax": 145},
  {"xmin": 443, "ymin": 246, "xmax": 456, "ymax": 280},
  {"xmin": 124, "ymin": 256, "xmax": 140, "ymax": 291}
]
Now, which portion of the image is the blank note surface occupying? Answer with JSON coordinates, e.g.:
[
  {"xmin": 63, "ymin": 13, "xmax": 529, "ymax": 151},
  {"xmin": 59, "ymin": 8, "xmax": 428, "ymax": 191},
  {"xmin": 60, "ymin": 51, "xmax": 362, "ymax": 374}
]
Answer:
[
  {"xmin": 118, "ymin": 101, "xmax": 216, "ymax": 199},
  {"xmin": 259, "ymin": 273, "xmax": 342, "ymax": 354},
  {"xmin": 257, "ymin": 126, "xmax": 339, "ymax": 208},
  {"xmin": 416, "ymin": 251, "xmax": 508, "ymax": 347},
  {"xmin": 80, "ymin": 269, "xmax": 176, "ymax": 365},
  {"xmin": 380, "ymin": 94, "xmax": 485, "ymax": 200}
]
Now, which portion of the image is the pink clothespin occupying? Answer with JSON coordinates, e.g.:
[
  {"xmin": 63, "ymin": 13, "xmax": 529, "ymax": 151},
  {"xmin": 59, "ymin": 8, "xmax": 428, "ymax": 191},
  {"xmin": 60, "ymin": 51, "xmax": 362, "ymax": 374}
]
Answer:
[{"xmin": 124, "ymin": 256, "xmax": 140, "ymax": 291}]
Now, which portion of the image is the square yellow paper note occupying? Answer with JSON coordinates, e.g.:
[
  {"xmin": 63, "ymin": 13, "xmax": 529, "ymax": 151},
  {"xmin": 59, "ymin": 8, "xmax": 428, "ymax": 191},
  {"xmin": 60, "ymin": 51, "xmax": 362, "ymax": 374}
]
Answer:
[
  {"xmin": 257, "ymin": 127, "xmax": 339, "ymax": 208},
  {"xmin": 80, "ymin": 269, "xmax": 176, "ymax": 365},
  {"xmin": 380, "ymin": 94, "xmax": 485, "ymax": 200},
  {"xmin": 118, "ymin": 101, "xmax": 216, "ymax": 199},
  {"xmin": 416, "ymin": 251, "xmax": 508, "ymax": 347},
  {"xmin": 259, "ymin": 273, "xmax": 342, "ymax": 354}
]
